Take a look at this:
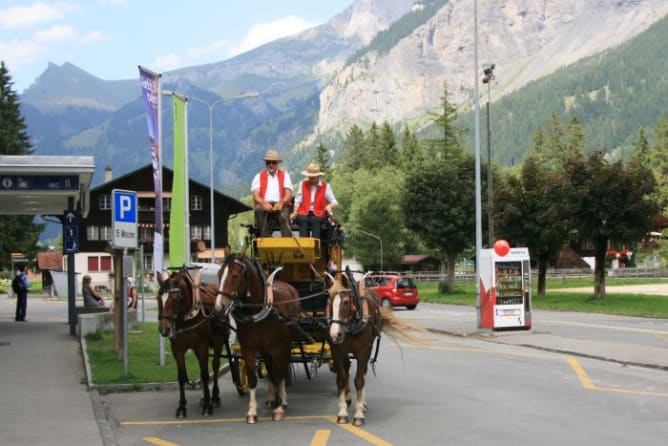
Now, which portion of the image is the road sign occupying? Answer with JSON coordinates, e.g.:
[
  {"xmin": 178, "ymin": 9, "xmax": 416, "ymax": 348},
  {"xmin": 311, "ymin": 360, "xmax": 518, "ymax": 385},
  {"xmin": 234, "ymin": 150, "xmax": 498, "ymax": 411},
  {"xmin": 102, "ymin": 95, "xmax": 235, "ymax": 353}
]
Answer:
[
  {"xmin": 63, "ymin": 210, "xmax": 80, "ymax": 254},
  {"xmin": 111, "ymin": 189, "xmax": 137, "ymax": 249}
]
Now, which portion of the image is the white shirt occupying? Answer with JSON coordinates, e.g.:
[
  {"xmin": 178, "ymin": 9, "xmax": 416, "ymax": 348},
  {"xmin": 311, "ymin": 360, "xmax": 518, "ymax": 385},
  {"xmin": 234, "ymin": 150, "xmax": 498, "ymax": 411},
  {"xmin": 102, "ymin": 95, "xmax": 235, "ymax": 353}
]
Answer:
[
  {"xmin": 294, "ymin": 178, "xmax": 338, "ymax": 211},
  {"xmin": 250, "ymin": 169, "xmax": 293, "ymax": 203}
]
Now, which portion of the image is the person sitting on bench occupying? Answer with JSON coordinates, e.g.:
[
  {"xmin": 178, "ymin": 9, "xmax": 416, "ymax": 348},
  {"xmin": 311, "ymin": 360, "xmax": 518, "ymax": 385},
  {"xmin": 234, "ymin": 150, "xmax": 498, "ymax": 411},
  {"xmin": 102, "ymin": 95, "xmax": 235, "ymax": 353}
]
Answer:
[
  {"xmin": 290, "ymin": 163, "xmax": 338, "ymax": 239},
  {"xmin": 251, "ymin": 149, "xmax": 294, "ymax": 237}
]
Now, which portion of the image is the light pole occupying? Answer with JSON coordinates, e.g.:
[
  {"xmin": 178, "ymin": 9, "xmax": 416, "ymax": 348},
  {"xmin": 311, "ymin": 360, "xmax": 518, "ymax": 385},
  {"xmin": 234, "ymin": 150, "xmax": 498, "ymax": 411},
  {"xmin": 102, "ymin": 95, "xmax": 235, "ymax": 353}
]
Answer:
[
  {"xmin": 188, "ymin": 92, "xmax": 258, "ymax": 263},
  {"xmin": 483, "ymin": 64, "xmax": 495, "ymax": 247},
  {"xmin": 358, "ymin": 229, "xmax": 383, "ymax": 272}
]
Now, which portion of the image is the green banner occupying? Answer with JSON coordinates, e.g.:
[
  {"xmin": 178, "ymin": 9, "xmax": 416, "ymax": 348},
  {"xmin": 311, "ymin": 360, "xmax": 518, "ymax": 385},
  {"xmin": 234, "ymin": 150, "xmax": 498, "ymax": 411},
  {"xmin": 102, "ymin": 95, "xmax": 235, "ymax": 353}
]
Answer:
[{"xmin": 169, "ymin": 94, "xmax": 187, "ymax": 267}]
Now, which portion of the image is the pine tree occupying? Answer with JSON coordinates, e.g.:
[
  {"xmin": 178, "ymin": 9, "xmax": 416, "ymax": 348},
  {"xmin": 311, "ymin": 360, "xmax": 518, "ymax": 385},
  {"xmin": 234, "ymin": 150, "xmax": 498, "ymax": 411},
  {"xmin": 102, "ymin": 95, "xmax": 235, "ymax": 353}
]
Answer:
[
  {"xmin": 0, "ymin": 61, "xmax": 43, "ymax": 270},
  {"xmin": 0, "ymin": 62, "xmax": 33, "ymax": 155}
]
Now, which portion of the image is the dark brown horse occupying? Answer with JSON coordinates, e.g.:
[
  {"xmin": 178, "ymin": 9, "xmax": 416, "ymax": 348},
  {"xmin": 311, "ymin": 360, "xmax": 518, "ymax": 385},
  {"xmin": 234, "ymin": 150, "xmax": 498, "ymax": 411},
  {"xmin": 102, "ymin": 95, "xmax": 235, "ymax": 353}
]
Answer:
[
  {"xmin": 325, "ymin": 271, "xmax": 428, "ymax": 426},
  {"xmin": 215, "ymin": 253, "xmax": 302, "ymax": 423},
  {"xmin": 157, "ymin": 266, "xmax": 230, "ymax": 418}
]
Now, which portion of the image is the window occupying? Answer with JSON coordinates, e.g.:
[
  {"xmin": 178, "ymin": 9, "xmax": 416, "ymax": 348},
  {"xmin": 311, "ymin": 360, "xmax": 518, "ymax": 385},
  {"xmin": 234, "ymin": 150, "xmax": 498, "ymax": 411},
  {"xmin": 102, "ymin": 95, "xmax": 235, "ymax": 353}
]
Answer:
[
  {"xmin": 163, "ymin": 197, "xmax": 171, "ymax": 212},
  {"xmin": 100, "ymin": 256, "xmax": 112, "ymax": 271},
  {"xmin": 191, "ymin": 225, "xmax": 203, "ymax": 240},
  {"xmin": 190, "ymin": 195, "xmax": 203, "ymax": 211},
  {"xmin": 203, "ymin": 225, "xmax": 211, "ymax": 241},
  {"xmin": 100, "ymin": 226, "xmax": 112, "ymax": 240},
  {"xmin": 99, "ymin": 194, "xmax": 111, "ymax": 210},
  {"xmin": 88, "ymin": 256, "xmax": 100, "ymax": 271},
  {"xmin": 87, "ymin": 226, "xmax": 99, "ymax": 241},
  {"xmin": 88, "ymin": 256, "xmax": 112, "ymax": 273},
  {"xmin": 139, "ymin": 226, "xmax": 152, "ymax": 241}
]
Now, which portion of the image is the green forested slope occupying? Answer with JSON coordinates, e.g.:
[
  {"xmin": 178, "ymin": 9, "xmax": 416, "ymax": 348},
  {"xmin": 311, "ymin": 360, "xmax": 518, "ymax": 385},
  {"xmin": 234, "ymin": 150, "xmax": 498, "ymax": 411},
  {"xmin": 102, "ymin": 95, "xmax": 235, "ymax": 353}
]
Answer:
[{"xmin": 457, "ymin": 13, "xmax": 668, "ymax": 166}]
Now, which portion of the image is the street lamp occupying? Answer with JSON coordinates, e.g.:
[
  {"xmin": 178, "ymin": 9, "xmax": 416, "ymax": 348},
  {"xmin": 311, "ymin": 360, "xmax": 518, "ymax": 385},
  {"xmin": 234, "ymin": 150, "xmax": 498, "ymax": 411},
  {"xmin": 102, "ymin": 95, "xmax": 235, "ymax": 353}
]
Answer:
[
  {"xmin": 358, "ymin": 229, "xmax": 383, "ymax": 271},
  {"xmin": 187, "ymin": 92, "xmax": 259, "ymax": 263},
  {"xmin": 482, "ymin": 64, "xmax": 495, "ymax": 247}
]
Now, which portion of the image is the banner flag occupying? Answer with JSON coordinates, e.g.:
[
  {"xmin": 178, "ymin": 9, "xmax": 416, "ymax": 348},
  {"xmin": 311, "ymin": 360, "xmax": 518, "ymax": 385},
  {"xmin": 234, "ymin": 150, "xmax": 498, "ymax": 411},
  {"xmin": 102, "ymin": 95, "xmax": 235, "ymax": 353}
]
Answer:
[
  {"xmin": 169, "ymin": 93, "xmax": 188, "ymax": 267},
  {"xmin": 138, "ymin": 66, "xmax": 164, "ymax": 276}
]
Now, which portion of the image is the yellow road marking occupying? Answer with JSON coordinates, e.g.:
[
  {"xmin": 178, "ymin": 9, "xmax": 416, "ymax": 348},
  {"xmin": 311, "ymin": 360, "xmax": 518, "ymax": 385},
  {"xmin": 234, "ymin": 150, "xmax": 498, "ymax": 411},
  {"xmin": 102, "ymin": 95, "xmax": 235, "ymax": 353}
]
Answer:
[
  {"xmin": 567, "ymin": 356, "xmax": 668, "ymax": 397},
  {"xmin": 311, "ymin": 429, "xmax": 331, "ymax": 446},
  {"xmin": 144, "ymin": 437, "xmax": 179, "ymax": 446},
  {"xmin": 567, "ymin": 356, "xmax": 595, "ymax": 389},
  {"xmin": 326, "ymin": 416, "xmax": 393, "ymax": 446}
]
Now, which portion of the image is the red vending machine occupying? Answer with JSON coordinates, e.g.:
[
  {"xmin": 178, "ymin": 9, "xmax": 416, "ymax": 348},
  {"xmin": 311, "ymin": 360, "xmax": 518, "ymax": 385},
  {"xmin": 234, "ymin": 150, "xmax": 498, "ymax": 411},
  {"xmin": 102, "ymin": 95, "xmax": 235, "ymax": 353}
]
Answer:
[{"xmin": 478, "ymin": 246, "xmax": 532, "ymax": 330}]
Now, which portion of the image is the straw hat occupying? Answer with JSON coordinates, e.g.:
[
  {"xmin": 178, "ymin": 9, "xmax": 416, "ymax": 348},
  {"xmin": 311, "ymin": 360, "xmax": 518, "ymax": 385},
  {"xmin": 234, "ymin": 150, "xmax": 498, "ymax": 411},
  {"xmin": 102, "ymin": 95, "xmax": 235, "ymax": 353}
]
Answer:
[
  {"xmin": 263, "ymin": 150, "xmax": 282, "ymax": 162},
  {"xmin": 301, "ymin": 163, "xmax": 324, "ymax": 177}
]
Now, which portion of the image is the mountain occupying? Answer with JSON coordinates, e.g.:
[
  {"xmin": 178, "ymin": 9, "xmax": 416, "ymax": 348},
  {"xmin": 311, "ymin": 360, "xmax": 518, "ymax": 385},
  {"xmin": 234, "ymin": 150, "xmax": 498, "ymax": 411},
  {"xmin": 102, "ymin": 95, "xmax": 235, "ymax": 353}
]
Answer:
[
  {"xmin": 18, "ymin": 0, "xmax": 668, "ymax": 199},
  {"xmin": 316, "ymin": 0, "xmax": 668, "ymax": 135}
]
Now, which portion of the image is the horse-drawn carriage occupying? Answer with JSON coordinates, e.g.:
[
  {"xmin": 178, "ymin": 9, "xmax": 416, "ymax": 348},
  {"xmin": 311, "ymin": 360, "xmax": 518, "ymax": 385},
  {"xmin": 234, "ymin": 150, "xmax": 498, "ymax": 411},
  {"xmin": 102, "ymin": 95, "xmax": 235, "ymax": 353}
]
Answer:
[{"xmin": 157, "ymin": 216, "xmax": 425, "ymax": 425}]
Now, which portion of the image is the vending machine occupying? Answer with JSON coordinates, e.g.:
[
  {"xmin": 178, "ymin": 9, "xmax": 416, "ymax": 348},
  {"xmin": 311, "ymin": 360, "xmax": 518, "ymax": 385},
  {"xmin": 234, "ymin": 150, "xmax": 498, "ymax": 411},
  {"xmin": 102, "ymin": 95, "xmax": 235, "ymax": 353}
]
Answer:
[{"xmin": 478, "ymin": 246, "xmax": 532, "ymax": 330}]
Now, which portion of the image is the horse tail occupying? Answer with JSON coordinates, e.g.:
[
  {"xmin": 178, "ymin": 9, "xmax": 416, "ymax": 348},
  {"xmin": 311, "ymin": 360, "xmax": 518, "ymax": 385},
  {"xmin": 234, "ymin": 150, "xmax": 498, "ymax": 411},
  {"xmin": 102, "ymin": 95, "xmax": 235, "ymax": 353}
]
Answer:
[{"xmin": 379, "ymin": 308, "xmax": 432, "ymax": 347}]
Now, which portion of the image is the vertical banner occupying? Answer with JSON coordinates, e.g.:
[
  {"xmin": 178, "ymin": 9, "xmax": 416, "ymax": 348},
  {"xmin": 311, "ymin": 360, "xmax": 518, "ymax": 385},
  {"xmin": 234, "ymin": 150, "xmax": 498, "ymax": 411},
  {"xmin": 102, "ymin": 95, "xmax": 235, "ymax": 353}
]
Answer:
[
  {"xmin": 169, "ymin": 93, "xmax": 188, "ymax": 267},
  {"xmin": 138, "ymin": 66, "xmax": 164, "ymax": 276}
]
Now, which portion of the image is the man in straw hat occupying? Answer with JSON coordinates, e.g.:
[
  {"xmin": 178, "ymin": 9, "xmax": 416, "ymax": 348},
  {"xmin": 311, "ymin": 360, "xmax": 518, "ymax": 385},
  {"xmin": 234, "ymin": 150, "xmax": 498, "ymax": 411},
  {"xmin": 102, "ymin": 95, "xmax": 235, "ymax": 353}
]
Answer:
[
  {"xmin": 251, "ymin": 149, "xmax": 293, "ymax": 237},
  {"xmin": 290, "ymin": 163, "xmax": 338, "ymax": 238}
]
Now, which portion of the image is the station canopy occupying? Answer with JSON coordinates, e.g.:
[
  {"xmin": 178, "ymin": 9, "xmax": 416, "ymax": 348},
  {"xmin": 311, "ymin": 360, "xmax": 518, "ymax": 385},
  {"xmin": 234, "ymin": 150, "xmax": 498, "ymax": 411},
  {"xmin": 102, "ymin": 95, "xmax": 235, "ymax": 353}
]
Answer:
[{"xmin": 0, "ymin": 155, "xmax": 94, "ymax": 217}]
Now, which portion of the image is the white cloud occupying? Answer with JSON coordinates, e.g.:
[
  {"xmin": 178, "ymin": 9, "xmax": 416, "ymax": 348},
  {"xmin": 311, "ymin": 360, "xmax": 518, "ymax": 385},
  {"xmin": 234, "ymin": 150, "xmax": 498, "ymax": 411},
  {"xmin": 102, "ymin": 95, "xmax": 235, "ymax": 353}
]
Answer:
[
  {"xmin": 229, "ymin": 16, "xmax": 320, "ymax": 56},
  {"xmin": 153, "ymin": 53, "xmax": 181, "ymax": 71},
  {"xmin": 80, "ymin": 30, "xmax": 107, "ymax": 44},
  {"xmin": 0, "ymin": 38, "xmax": 46, "ymax": 68},
  {"xmin": 0, "ymin": 2, "xmax": 65, "ymax": 29},
  {"xmin": 33, "ymin": 25, "xmax": 76, "ymax": 43}
]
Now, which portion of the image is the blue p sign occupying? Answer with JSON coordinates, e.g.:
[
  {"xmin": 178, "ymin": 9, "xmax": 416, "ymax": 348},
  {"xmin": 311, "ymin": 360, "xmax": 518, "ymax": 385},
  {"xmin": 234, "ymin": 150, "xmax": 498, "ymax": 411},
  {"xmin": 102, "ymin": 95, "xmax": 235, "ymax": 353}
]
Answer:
[{"xmin": 114, "ymin": 191, "xmax": 137, "ymax": 223}]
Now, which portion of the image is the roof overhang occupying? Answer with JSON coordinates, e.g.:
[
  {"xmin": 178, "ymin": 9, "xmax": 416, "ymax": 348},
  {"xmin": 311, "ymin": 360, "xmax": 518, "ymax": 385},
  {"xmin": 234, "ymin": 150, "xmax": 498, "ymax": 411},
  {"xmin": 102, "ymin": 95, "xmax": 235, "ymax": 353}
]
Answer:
[{"xmin": 0, "ymin": 155, "xmax": 95, "ymax": 217}]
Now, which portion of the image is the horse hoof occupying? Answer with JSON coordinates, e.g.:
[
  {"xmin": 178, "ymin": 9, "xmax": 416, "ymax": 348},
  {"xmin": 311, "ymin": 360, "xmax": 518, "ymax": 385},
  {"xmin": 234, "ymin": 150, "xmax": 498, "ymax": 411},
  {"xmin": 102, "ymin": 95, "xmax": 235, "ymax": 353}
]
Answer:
[
  {"xmin": 353, "ymin": 417, "xmax": 365, "ymax": 427},
  {"xmin": 246, "ymin": 415, "xmax": 258, "ymax": 424},
  {"xmin": 176, "ymin": 409, "xmax": 186, "ymax": 418},
  {"xmin": 202, "ymin": 406, "xmax": 213, "ymax": 416},
  {"xmin": 272, "ymin": 411, "xmax": 285, "ymax": 422},
  {"xmin": 337, "ymin": 416, "xmax": 349, "ymax": 424}
]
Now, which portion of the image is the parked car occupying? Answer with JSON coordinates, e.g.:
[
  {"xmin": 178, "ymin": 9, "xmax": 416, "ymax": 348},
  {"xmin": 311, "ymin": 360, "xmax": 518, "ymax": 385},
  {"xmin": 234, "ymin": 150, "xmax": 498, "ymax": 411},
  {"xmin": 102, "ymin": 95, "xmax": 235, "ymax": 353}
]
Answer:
[{"xmin": 363, "ymin": 274, "xmax": 419, "ymax": 310}]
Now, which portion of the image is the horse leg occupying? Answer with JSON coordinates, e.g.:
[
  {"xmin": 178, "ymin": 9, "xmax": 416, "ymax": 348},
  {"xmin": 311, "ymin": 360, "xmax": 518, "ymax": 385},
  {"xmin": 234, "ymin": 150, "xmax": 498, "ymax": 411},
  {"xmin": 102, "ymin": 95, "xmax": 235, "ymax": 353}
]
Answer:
[
  {"xmin": 174, "ymin": 350, "xmax": 188, "ymax": 418},
  {"xmin": 242, "ymin": 348, "xmax": 259, "ymax": 423},
  {"xmin": 332, "ymin": 348, "xmax": 350, "ymax": 424},
  {"xmin": 196, "ymin": 343, "xmax": 213, "ymax": 416},
  {"xmin": 352, "ymin": 345, "xmax": 373, "ymax": 426},
  {"xmin": 211, "ymin": 339, "xmax": 223, "ymax": 409}
]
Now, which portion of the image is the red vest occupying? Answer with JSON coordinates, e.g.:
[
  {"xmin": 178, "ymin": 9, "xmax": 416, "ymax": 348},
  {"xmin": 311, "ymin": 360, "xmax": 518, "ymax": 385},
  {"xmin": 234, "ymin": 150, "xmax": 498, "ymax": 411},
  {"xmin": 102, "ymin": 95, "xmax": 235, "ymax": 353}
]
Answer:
[
  {"xmin": 297, "ymin": 180, "xmax": 327, "ymax": 217},
  {"xmin": 259, "ymin": 170, "xmax": 286, "ymax": 201}
]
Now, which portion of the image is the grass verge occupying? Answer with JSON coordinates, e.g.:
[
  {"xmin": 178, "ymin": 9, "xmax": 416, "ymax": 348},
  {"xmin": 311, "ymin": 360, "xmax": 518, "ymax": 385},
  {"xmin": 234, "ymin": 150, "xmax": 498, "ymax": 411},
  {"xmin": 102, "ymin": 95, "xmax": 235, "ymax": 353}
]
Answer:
[
  {"xmin": 85, "ymin": 323, "xmax": 204, "ymax": 385},
  {"xmin": 418, "ymin": 277, "xmax": 668, "ymax": 318}
]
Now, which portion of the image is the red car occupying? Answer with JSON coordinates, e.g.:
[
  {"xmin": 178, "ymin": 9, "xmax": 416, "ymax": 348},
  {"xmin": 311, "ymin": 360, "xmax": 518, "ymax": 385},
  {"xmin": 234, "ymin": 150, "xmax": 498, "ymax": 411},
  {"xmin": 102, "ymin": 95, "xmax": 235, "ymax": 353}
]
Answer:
[{"xmin": 364, "ymin": 274, "xmax": 419, "ymax": 310}]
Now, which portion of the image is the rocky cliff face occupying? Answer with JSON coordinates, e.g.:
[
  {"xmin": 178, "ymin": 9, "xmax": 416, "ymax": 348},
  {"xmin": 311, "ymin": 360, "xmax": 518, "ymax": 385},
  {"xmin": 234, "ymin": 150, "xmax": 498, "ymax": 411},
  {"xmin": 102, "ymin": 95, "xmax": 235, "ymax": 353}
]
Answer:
[{"xmin": 316, "ymin": 0, "xmax": 668, "ymax": 135}]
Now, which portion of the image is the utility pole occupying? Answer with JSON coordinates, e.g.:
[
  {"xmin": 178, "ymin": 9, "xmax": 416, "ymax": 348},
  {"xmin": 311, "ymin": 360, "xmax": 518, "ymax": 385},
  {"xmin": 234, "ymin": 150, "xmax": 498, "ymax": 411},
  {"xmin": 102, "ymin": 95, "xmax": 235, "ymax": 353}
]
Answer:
[{"xmin": 483, "ymin": 64, "xmax": 496, "ymax": 247}]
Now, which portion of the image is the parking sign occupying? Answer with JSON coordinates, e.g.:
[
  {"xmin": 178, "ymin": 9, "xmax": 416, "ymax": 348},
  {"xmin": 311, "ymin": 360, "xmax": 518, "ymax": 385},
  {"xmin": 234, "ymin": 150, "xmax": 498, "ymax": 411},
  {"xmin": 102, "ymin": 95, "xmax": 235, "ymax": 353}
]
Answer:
[{"xmin": 111, "ymin": 189, "xmax": 137, "ymax": 249}]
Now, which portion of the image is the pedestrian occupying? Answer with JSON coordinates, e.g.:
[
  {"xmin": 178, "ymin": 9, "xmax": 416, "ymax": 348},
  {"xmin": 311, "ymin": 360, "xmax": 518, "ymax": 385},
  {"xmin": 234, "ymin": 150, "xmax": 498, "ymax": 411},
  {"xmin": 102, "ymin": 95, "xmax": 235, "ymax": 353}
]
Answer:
[
  {"xmin": 82, "ymin": 275, "xmax": 105, "ymax": 307},
  {"xmin": 250, "ymin": 149, "xmax": 294, "ymax": 237},
  {"xmin": 12, "ymin": 266, "xmax": 30, "ymax": 322},
  {"xmin": 290, "ymin": 163, "xmax": 338, "ymax": 238}
]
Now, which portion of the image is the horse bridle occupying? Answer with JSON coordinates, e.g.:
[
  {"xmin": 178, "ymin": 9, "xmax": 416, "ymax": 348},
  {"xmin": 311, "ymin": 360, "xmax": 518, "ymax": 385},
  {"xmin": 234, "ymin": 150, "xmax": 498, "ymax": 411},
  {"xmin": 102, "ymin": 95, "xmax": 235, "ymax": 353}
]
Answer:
[{"xmin": 219, "ymin": 256, "xmax": 274, "ymax": 323}]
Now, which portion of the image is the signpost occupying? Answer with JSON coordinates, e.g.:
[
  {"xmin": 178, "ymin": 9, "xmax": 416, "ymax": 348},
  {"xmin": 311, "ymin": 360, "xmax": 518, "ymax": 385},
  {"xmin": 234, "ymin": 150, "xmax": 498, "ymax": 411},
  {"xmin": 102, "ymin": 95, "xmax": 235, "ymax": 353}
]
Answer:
[
  {"xmin": 112, "ymin": 189, "xmax": 138, "ymax": 249},
  {"xmin": 63, "ymin": 210, "xmax": 80, "ymax": 254},
  {"xmin": 111, "ymin": 189, "xmax": 137, "ymax": 375}
]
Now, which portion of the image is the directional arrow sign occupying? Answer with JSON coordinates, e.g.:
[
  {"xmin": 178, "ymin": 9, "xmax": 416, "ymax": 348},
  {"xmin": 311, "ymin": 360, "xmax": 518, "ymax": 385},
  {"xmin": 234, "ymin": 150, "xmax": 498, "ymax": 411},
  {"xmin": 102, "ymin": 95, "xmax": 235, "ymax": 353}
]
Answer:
[{"xmin": 63, "ymin": 209, "xmax": 80, "ymax": 254}]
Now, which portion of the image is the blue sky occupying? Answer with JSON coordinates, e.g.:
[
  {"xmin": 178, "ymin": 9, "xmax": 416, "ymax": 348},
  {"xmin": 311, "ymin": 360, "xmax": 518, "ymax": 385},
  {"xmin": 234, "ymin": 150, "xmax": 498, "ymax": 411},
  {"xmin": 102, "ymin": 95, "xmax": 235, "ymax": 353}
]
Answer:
[{"xmin": 0, "ymin": 0, "xmax": 353, "ymax": 93}]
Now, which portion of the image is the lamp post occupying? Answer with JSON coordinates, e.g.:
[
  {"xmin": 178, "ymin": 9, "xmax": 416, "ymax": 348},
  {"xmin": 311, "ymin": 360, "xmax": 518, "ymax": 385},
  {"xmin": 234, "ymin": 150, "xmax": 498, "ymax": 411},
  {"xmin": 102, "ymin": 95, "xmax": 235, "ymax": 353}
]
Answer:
[
  {"xmin": 358, "ymin": 229, "xmax": 383, "ymax": 271},
  {"xmin": 187, "ymin": 92, "xmax": 259, "ymax": 263},
  {"xmin": 482, "ymin": 64, "xmax": 495, "ymax": 247}
]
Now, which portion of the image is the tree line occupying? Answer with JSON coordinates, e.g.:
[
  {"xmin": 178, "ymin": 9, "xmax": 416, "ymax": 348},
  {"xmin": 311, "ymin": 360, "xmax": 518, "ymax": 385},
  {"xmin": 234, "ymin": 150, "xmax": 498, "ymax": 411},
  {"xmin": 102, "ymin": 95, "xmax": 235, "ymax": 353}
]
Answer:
[{"xmin": 320, "ymin": 85, "xmax": 665, "ymax": 299}]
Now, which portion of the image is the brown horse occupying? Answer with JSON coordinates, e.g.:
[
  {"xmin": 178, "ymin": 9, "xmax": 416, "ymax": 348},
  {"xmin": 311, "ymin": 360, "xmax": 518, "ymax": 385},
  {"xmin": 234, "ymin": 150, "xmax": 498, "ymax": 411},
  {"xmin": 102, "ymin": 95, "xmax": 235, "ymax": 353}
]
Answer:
[
  {"xmin": 157, "ymin": 266, "xmax": 230, "ymax": 418},
  {"xmin": 325, "ymin": 270, "xmax": 428, "ymax": 426},
  {"xmin": 215, "ymin": 253, "xmax": 302, "ymax": 423}
]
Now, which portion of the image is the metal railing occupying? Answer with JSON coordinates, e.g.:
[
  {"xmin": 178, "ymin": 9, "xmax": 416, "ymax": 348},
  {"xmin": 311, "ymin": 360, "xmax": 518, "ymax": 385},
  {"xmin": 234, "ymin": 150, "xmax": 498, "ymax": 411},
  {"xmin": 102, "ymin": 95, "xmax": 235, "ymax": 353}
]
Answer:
[{"xmin": 409, "ymin": 267, "xmax": 665, "ymax": 283}]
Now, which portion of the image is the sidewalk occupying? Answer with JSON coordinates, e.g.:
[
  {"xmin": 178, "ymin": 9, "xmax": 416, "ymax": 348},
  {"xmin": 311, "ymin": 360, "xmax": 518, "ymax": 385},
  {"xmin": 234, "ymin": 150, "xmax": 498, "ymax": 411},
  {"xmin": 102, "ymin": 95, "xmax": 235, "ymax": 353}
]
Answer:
[{"xmin": 0, "ymin": 294, "xmax": 108, "ymax": 446}]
